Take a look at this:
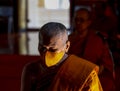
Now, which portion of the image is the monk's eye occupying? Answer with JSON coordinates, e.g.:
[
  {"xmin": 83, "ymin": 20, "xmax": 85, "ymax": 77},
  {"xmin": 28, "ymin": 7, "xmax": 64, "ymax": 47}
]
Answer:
[
  {"xmin": 39, "ymin": 46, "xmax": 47, "ymax": 53},
  {"xmin": 48, "ymin": 48, "xmax": 58, "ymax": 52}
]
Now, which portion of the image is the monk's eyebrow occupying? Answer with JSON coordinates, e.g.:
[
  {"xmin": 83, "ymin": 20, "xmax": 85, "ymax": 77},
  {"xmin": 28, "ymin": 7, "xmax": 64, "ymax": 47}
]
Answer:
[{"xmin": 49, "ymin": 48, "xmax": 58, "ymax": 52}]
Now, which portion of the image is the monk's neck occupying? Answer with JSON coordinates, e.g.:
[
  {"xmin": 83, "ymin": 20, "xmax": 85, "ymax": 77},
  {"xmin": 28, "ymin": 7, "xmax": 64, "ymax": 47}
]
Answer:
[{"xmin": 76, "ymin": 29, "xmax": 88, "ymax": 38}]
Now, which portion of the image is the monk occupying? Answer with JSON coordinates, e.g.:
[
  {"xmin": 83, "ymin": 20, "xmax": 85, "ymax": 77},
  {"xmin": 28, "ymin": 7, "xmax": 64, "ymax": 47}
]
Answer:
[
  {"xmin": 68, "ymin": 8, "xmax": 115, "ymax": 91},
  {"xmin": 21, "ymin": 22, "xmax": 103, "ymax": 91}
]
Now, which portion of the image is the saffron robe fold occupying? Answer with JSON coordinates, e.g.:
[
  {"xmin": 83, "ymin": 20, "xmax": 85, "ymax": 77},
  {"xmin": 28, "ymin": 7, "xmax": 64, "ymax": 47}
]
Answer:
[{"xmin": 49, "ymin": 55, "xmax": 103, "ymax": 91}]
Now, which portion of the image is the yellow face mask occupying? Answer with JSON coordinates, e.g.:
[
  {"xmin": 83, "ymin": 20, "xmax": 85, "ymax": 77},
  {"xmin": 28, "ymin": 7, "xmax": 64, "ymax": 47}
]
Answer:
[{"xmin": 45, "ymin": 51, "xmax": 65, "ymax": 67}]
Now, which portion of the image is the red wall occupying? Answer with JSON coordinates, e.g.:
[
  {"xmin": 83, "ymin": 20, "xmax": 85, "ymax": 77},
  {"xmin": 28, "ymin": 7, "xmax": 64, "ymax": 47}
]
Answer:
[{"xmin": 0, "ymin": 54, "xmax": 40, "ymax": 91}]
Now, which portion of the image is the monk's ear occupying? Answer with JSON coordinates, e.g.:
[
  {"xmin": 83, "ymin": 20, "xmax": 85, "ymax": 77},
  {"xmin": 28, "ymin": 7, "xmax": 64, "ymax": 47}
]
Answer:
[{"xmin": 65, "ymin": 40, "xmax": 70, "ymax": 53}]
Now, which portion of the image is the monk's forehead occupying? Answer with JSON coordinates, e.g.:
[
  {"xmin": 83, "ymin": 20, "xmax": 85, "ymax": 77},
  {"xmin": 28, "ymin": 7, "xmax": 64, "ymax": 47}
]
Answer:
[
  {"xmin": 41, "ymin": 32, "xmax": 67, "ymax": 47},
  {"xmin": 75, "ymin": 10, "xmax": 89, "ymax": 19}
]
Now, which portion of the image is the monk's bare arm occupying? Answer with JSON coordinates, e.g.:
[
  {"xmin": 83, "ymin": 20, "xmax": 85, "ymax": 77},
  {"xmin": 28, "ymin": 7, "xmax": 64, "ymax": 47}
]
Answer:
[{"xmin": 21, "ymin": 65, "xmax": 32, "ymax": 91}]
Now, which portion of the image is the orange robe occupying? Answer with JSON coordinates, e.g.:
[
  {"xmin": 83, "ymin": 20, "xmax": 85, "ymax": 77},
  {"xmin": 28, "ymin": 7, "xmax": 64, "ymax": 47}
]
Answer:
[{"xmin": 49, "ymin": 55, "xmax": 103, "ymax": 91}]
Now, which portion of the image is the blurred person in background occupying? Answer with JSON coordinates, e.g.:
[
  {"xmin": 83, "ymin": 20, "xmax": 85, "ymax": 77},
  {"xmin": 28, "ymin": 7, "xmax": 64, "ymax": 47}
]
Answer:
[{"xmin": 68, "ymin": 8, "xmax": 115, "ymax": 91}]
